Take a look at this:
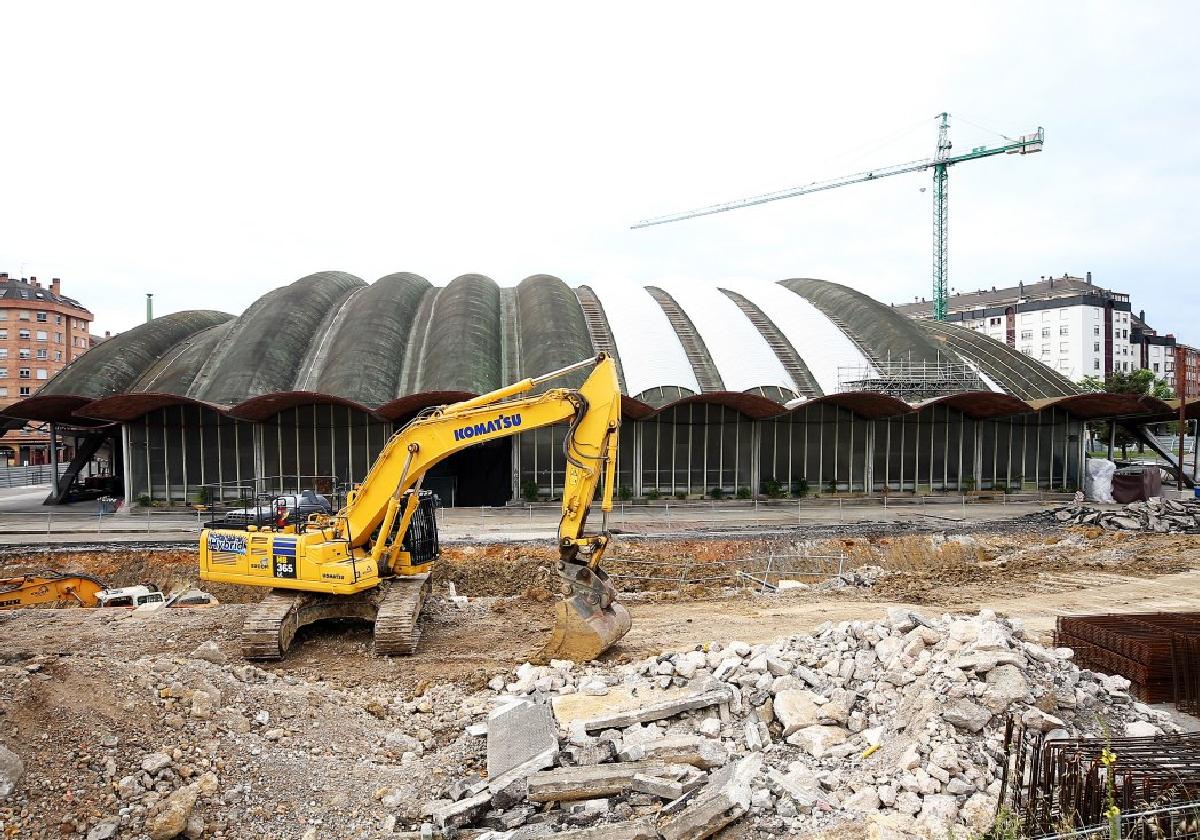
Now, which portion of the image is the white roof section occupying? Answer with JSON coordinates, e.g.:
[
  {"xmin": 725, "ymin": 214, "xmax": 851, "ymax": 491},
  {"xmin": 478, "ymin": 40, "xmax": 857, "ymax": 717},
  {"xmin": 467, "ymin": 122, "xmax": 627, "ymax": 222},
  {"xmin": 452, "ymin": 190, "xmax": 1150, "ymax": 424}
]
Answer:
[
  {"xmin": 722, "ymin": 280, "xmax": 872, "ymax": 395},
  {"xmin": 657, "ymin": 283, "xmax": 795, "ymax": 394},
  {"xmin": 589, "ymin": 283, "xmax": 700, "ymax": 398},
  {"xmin": 958, "ymin": 356, "xmax": 1005, "ymax": 393}
]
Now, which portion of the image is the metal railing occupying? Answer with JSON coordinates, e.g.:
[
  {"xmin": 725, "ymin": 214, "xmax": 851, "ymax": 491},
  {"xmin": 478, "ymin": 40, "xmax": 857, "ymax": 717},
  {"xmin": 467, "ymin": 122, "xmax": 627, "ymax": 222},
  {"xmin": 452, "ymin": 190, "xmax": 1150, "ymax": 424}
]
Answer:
[
  {"xmin": 0, "ymin": 508, "xmax": 206, "ymax": 534},
  {"xmin": 0, "ymin": 464, "xmax": 69, "ymax": 489}
]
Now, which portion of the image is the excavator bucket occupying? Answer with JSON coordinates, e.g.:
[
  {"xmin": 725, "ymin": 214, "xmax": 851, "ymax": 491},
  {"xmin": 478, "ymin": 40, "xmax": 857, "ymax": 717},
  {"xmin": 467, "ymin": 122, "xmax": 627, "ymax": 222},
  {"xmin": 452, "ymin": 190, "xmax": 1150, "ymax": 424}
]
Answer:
[{"xmin": 534, "ymin": 562, "xmax": 631, "ymax": 663}]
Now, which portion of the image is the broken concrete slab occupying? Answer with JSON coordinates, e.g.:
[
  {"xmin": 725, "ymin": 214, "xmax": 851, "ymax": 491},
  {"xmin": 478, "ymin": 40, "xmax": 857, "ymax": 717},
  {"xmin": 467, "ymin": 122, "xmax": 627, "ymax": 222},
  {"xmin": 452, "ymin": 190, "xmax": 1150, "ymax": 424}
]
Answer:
[
  {"xmin": 552, "ymin": 681, "xmax": 733, "ymax": 732},
  {"xmin": 619, "ymin": 734, "xmax": 729, "ymax": 769},
  {"xmin": 527, "ymin": 761, "xmax": 685, "ymax": 803},
  {"xmin": 505, "ymin": 819, "xmax": 660, "ymax": 840},
  {"xmin": 632, "ymin": 773, "xmax": 684, "ymax": 800},
  {"xmin": 487, "ymin": 701, "xmax": 559, "ymax": 793},
  {"xmin": 656, "ymin": 754, "xmax": 761, "ymax": 840},
  {"xmin": 430, "ymin": 790, "xmax": 491, "ymax": 831}
]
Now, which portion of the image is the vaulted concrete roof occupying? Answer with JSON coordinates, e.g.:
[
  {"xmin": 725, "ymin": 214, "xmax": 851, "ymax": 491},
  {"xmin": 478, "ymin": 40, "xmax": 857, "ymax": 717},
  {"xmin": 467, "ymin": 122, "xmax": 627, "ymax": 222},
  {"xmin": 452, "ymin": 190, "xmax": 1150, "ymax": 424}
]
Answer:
[{"xmin": 4, "ymin": 271, "xmax": 1094, "ymax": 428}]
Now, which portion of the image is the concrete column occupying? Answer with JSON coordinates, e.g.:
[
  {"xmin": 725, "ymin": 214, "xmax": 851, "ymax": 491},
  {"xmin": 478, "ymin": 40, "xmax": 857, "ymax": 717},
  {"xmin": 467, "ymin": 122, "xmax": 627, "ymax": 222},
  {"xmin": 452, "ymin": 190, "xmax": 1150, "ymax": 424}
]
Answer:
[
  {"xmin": 749, "ymin": 421, "xmax": 761, "ymax": 498},
  {"xmin": 631, "ymin": 422, "xmax": 643, "ymax": 498},
  {"xmin": 122, "ymin": 423, "xmax": 135, "ymax": 503},
  {"xmin": 48, "ymin": 423, "xmax": 59, "ymax": 501},
  {"xmin": 511, "ymin": 430, "xmax": 521, "ymax": 503}
]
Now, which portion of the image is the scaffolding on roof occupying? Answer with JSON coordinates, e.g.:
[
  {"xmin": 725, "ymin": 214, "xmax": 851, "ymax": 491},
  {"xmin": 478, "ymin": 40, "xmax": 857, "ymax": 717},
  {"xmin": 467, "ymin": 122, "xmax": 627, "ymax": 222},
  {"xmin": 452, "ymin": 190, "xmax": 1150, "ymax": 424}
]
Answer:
[{"xmin": 837, "ymin": 354, "xmax": 984, "ymax": 401}]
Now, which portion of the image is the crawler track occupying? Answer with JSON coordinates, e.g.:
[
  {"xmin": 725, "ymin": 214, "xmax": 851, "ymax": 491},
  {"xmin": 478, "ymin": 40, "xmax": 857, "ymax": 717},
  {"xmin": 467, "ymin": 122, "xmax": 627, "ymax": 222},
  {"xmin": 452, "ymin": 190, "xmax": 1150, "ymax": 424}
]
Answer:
[
  {"xmin": 239, "ymin": 575, "xmax": 432, "ymax": 660},
  {"xmin": 374, "ymin": 574, "xmax": 431, "ymax": 656}
]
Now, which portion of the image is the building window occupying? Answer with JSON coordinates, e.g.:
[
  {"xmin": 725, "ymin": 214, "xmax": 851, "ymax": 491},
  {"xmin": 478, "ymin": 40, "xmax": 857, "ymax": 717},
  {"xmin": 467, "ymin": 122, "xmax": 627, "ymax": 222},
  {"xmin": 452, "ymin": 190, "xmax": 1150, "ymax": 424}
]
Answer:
[
  {"xmin": 0, "ymin": 368, "xmax": 6, "ymax": 378},
  {"xmin": 54, "ymin": 314, "xmax": 62, "ymax": 325},
  {"xmin": 18, "ymin": 387, "xmax": 30, "ymax": 397},
  {"xmin": 1021, "ymin": 346, "xmax": 1033, "ymax": 356},
  {"xmin": 1094, "ymin": 326, "xmax": 1100, "ymax": 335},
  {"xmin": 35, "ymin": 349, "xmax": 47, "ymax": 360},
  {"xmin": 35, "ymin": 311, "xmax": 47, "ymax": 322},
  {"xmin": 54, "ymin": 351, "xmax": 62, "ymax": 361},
  {"xmin": 1060, "ymin": 342, "xmax": 1070, "ymax": 352},
  {"xmin": 18, "ymin": 368, "xmax": 30, "ymax": 379},
  {"xmin": 1059, "ymin": 325, "xmax": 1069, "ymax": 335},
  {"xmin": 35, "ymin": 330, "xmax": 47, "ymax": 342},
  {"xmin": 1122, "ymin": 329, "xmax": 1128, "ymax": 339},
  {"xmin": 1153, "ymin": 363, "xmax": 1160, "ymax": 372},
  {"xmin": 1094, "ymin": 359, "xmax": 1101, "ymax": 370},
  {"xmin": 18, "ymin": 329, "xmax": 30, "ymax": 340},
  {"xmin": 1041, "ymin": 327, "xmax": 1051, "ymax": 337},
  {"xmin": 18, "ymin": 349, "xmax": 30, "ymax": 360},
  {"xmin": 1021, "ymin": 313, "xmax": 1033, "ymax": 323},
  {"xmin": 0, "ymin": 387, "xmax": 6, "ymax": 398},
  {"xmin": 0, "ymin": 330, "xmax": 5, "ymax": 340},
  {"xmin": 1093, "ymin": 342, "xmax": 1100, "ymax": 352},
  {"xmin": 18, "ymin": 310, "xmax": 30, "ymax": 321},
  {"xmin": 35, "ymin": 369, "xmax": 47, "ymax": 380},
  {"xmin": 0, "ymin": 349, "xmax": 6, "ymax": 359},
  {"xmin": 1041, "ymin": 343, "xmax": 1051, "ymax": 356},
  {"xmin": 1059, "ymin": 309, "xmax": 1069, "ymax": 319}
]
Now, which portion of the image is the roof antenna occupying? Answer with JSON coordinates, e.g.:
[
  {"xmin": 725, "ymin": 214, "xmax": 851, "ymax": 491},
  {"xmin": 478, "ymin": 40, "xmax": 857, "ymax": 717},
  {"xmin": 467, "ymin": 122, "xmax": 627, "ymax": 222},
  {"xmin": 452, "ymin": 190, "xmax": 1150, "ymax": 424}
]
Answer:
[{"xmin": 146, "ymin": 293, "xmax": 154, "ymax": 323}]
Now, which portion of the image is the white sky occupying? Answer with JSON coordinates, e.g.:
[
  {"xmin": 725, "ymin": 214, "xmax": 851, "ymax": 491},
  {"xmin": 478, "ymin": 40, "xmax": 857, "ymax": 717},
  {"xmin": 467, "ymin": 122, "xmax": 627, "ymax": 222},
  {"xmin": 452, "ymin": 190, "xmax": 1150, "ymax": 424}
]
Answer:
[{"xmin": 3, "ymin": 2, "xmax": 1197, "ymax": 345}]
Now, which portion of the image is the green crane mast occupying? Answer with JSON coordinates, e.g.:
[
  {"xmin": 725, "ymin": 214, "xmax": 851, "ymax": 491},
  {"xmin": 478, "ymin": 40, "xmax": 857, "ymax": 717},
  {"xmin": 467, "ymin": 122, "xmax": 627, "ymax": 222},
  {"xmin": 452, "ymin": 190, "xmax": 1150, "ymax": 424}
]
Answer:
[{"xmin": 632, "ymin": 113, "xmax": 1044, "ymax": 320}]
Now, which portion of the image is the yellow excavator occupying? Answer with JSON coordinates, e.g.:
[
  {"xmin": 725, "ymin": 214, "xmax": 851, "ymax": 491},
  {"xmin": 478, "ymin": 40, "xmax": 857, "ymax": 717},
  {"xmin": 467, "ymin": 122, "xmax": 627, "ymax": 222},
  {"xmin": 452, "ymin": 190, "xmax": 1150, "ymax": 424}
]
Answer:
[
  {"xmin": 0, "ymin": 571, "xmax": 106, "ymax": 608},
  {"xmin": 199, "ymin": 353, "xmax": 631, "ymax": 662}
]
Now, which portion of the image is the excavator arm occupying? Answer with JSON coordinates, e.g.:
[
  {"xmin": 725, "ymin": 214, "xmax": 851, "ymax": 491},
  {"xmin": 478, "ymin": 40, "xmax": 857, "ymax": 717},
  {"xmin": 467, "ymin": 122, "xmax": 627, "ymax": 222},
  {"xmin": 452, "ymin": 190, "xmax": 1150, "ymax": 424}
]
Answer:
[
  {"xmin": 0, "ymin": 571, "xmax": 105, "ymax": 609},
  {"xmin": 331, "ymin": 353, "xmax": 629, "ymax": 661}
]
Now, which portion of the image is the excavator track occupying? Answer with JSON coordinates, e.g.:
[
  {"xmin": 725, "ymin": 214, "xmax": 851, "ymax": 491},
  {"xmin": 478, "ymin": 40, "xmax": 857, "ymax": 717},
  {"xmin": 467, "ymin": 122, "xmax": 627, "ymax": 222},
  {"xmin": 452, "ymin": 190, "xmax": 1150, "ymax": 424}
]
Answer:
[
  {"xmin": 241, "ymin": 591, "xmax": 307, "ymax": 660},
  {"xmin": 241, "ymin": 588, "xmax": 381, "ymax": 661},
  {"xmin": 373, "ymin": 574, "xmax": 431, "ymax": 656}
]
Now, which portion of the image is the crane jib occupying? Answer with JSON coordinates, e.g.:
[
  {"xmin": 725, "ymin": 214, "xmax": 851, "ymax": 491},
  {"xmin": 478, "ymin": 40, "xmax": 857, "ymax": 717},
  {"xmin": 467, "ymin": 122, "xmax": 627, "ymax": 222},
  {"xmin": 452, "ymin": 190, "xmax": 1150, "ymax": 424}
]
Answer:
[{"xmin": 453, "ymin": 412, "xmax": 523, "ymax": 442}]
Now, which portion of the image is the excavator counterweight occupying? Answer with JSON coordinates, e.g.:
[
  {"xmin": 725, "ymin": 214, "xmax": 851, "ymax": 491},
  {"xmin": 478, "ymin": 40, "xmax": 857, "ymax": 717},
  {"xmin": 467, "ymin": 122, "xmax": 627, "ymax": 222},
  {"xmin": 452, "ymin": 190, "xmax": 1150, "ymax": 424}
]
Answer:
[{"xmin": 199, "ymin": 354, "xmax": 631, "ymax": 662}]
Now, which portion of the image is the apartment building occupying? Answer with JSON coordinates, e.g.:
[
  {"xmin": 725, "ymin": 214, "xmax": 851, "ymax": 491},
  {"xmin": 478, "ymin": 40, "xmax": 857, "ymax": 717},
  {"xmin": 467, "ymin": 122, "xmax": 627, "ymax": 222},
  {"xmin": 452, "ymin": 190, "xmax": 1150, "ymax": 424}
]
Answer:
[
  {"xmin": 894, "ymin": 273, "xmax": 1140, "ymax": 383},
  {"xmin": 0, "ymin": 274, "xmax": 96, "ymax": 465}
]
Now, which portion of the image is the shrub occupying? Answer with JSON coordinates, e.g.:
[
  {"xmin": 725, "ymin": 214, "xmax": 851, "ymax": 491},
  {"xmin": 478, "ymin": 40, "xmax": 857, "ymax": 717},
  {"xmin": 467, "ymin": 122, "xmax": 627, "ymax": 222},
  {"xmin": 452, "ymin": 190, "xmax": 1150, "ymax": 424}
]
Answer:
[
  {"xmin": 735, "ymin": 487, "xmax": 751, "ymax": 500},
  {"xmin": 791, "ymin": 478, "xmax": 809, "ymax": 498},
  {"xmin": 761, "ymin": 478, "xmax": 785, "ymax": 499},
  {"xmin": 521, "ymin": 479, "xmax": 539, "ymax": 503},
  {"xmin": 137, "ymin": 494, "xmax": 152, "ymax": 507},
  {"xmin": 707, "ymin": 487, "xmax": 724, "ymax": 500},
  {"xmin": 617, "ymin": 485, "xmax": 633, "ymax": 501},
  {"xmin": 646, "ymin": 489, "xmax": 662, "ymax": 500},
  {"xmin": 674, "ymin": 491, "xmax": 687, "ymax": 501}
]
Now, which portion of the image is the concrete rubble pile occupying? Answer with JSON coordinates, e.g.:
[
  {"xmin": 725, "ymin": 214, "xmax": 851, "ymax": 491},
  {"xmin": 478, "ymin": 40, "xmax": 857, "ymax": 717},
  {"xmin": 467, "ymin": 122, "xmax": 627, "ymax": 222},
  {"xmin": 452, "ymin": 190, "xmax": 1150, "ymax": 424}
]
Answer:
[
  {"xmin": 1044, "ymin": 495, "xmax": 1200, "ymax": 533},
  {"xmin": 431, "ymin": 609, "xmax": 1175, "ymax": 840}
]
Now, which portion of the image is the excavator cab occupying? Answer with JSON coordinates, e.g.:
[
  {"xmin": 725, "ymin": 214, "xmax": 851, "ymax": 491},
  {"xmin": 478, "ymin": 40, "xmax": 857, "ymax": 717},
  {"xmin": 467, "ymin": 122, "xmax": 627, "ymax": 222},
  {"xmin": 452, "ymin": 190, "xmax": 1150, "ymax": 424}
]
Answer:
[{"xmin": 399, "ymin": 491, "xmax": 440, "ymax": 566}]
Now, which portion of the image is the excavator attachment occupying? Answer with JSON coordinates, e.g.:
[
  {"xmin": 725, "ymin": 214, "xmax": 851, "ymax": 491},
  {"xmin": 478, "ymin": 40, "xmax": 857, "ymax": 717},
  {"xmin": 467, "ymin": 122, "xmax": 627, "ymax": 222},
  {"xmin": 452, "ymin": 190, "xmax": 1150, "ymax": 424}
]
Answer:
[
  {"xmin": 534, "ymin": 556, "xmax": 631, "ymax": 663},
  {"xmin": 0, "ymin": 571, "xmax": 105, "ymax": 609}
]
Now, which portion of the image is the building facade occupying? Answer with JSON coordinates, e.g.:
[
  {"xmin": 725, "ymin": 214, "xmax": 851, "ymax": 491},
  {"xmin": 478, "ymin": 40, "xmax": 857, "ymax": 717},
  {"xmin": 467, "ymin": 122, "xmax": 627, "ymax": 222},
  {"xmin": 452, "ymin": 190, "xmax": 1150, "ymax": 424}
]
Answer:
[
  {"xmin": 0, "ymin": 274, "xmax": 96, "ymax": 465},
  {"xmin": 894, "ymin": 274, "xmax": 1139, "ymax": 382}
]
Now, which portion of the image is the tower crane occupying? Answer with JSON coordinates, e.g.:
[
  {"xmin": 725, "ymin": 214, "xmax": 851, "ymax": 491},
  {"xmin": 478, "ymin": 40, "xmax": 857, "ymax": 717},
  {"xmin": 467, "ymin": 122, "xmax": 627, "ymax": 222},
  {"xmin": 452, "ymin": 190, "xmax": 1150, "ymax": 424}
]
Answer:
[{"xmin": 632, "ymin": 113, "xmax": 1043, "ymax": 320}]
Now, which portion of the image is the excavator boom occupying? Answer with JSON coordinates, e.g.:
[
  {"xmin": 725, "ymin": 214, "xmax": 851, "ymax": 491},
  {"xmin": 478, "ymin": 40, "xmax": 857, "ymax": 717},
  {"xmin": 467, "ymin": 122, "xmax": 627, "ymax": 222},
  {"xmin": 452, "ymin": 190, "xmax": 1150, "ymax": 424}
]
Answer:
[
  {"xmin": 0, "ymin": 571, "xmax": 105, "ymax": 609},
  {"xmin": 199, "ymin": 354, "xmax": 630, "ymax": 662}
]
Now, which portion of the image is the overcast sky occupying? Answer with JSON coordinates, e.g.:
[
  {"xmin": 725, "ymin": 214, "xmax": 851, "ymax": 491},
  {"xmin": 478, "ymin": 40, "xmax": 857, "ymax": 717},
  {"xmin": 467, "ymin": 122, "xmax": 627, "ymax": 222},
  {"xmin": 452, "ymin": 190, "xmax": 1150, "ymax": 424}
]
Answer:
[{"xmin": 3, "ymin": 2, "xmax": 1197, "ymax": 344}]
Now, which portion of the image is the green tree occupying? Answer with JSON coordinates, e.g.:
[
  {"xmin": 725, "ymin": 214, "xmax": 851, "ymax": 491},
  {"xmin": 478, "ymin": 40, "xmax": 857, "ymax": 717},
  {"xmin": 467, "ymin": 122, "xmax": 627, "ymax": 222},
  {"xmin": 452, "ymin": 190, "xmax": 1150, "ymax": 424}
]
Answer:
[{"xmin": 1078, "ymin": 368, "xmax": 1175, "ymax": 457}]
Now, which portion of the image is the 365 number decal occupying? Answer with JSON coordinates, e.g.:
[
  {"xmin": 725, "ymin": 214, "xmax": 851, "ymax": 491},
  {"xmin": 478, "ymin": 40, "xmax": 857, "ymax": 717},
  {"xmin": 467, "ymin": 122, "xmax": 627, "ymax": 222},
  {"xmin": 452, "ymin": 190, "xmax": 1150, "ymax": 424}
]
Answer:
[{"xmin": 273, "ymin": 556, "xmax": 297, "ymax": 578}]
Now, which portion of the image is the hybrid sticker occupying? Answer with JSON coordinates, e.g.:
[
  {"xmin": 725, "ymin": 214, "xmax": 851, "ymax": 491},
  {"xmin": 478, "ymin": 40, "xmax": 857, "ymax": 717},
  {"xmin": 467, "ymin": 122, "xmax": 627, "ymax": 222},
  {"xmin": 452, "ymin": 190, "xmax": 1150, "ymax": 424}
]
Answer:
[
  {"xmin": 207, "ymin": 533, "xmax": 247, "ymax": 555},
  {"xmin": 453, "ymin": 412, "xmax": 522, "ymax": 442}
]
